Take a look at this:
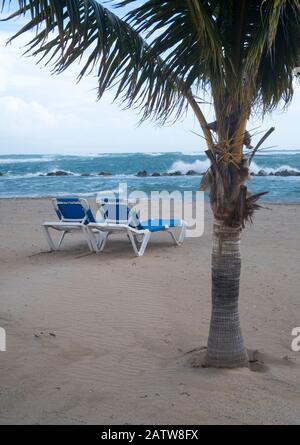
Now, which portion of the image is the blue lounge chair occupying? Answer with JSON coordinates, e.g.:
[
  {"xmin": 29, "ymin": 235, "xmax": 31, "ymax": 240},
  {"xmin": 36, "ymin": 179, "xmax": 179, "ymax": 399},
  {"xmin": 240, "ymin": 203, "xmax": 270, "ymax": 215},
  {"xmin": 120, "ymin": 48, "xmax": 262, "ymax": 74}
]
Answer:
[
  {"xmin": 86, "ymin": 198, "xmax": 187, "ymax": 256},
  {"xmin": 42, "ymin": 197, "xmax": 97, "ymax": 251}
]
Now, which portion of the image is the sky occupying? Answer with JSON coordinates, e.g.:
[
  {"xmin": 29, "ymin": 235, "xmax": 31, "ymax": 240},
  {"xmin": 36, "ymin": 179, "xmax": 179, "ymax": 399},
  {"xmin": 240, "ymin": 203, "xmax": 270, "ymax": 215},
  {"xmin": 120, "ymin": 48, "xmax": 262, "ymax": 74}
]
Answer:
[{"xmin": 0, "ymin": 2, "xmax": 299, "ymax": 155}]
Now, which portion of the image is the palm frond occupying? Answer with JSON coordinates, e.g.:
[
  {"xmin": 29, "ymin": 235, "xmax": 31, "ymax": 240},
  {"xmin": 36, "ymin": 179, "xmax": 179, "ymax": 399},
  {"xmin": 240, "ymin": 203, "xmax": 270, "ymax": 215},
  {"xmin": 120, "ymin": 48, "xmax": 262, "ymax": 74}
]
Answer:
[
  {"xmin": 254, "ymin": 0, "xmax": 300, "ymax": 112},
  {"xmin": 118, "ymin": 0, "xmax": 224, "ymax": 92},
  {"xmin": 1, "ymin": 0, "xmax": 189, "ymax": 124},
  {"xmin": 238, "ymin": 0, "xmax": 299, "ymax": 114},
  {"xmin": 2, "ymin": 1, "xmax": 300, "ymax": 131}
]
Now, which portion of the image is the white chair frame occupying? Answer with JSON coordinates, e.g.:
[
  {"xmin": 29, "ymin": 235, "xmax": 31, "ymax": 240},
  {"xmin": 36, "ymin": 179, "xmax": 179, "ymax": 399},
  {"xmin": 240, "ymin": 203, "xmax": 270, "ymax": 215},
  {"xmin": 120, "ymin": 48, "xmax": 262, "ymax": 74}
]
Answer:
[
  {"xmin": 42, "ymin": 198, "xmax": 95, "ymax": 252},
  {"xmin": 86, "ymin": 220, "xmax": 187, "ymax": 257}
]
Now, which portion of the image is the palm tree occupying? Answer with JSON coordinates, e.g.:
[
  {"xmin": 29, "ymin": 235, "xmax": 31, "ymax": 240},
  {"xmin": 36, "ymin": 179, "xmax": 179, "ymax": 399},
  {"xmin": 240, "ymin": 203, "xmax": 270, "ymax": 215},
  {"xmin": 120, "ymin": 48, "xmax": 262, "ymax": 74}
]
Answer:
[{"xmin": 2, "ymin": 0, "xmax": 299, "ymax": 367}]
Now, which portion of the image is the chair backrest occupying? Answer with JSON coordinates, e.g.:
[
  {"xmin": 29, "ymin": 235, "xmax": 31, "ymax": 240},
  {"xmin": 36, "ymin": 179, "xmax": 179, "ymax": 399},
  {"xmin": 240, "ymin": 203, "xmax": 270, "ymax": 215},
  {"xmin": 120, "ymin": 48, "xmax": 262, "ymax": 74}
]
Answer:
[
  {"xmin": 53, "ymin": 197, "xmax": 95, "ymax": 224},
  {"xmin": 98, "ymin": 198, "xmax": 140, "ymax": 227}
]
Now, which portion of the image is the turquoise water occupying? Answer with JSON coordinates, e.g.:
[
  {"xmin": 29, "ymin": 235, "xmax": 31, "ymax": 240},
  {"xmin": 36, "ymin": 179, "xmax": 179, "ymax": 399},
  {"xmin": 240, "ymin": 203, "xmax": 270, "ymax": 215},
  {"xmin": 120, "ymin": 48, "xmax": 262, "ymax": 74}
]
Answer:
[{"xmin": 0, "ymin": 151, "xmax": 299, "ymax": 202}]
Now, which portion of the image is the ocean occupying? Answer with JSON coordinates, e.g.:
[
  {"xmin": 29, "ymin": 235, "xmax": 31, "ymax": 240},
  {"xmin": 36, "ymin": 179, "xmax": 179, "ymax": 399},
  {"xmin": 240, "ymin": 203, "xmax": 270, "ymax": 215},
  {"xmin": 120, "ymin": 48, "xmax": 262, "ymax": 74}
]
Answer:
[{"xmin": 0, "ymin": 151, "xmax": 299, "ymax": 202}]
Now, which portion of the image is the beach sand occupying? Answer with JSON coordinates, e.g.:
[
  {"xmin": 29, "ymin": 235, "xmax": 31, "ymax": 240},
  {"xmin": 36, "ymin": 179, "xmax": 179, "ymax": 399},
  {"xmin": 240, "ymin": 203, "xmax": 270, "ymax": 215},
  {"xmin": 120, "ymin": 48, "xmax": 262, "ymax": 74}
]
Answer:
[{"xmin": 0, "ymin": 198, "xmax": 299, "ymax": 425}]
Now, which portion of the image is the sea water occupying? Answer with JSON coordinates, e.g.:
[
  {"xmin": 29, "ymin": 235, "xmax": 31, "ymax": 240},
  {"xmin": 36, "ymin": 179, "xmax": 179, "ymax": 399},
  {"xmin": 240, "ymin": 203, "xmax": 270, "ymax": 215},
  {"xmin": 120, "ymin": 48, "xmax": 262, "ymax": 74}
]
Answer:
[{"xmin": 0, "ymin": 151, "xmax": 299, "ymax": 202}]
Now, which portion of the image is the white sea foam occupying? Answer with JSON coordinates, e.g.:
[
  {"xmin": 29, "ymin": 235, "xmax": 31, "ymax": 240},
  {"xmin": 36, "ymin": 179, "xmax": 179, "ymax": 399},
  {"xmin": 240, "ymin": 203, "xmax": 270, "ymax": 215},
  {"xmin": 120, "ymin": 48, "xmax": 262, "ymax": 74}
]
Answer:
[
  {"xmin": 168, "ymin": 158, "xmax": 299, "ymax": 176},
  {"xmin": 180, "ymin": 150, "xmax": 207, "ymax": 156},
  {"xmin": 3, "ymin": 172, "xmax": 47, "ymax": 179},
  {"xmin": 0, "ymin": 156, "xmax": 55, "ymax": 164},
  {"xmin": 3, "ymin": 169, "xmax": 78, "ymax": 178},
  {"xmin": 168, "ymin": 159, "xmax": 210, "ymax": 174},
  {"xmin": 250, "ymin": 161, "xmax": 299, "ymax": 174},
  {"xmin": 255, "ymin": 150, "xmax": 300, "ymax": 156},
  {"xmin": 68, "ymin": 153, "xmax": 110, "ymax": 158},
  {"xmin": 56, "ymin": 191, "xmax": 98, "ymax": 197},
  {"xmin": 96, "ymin": 186, "xmax": 126, "ymax": 195}
]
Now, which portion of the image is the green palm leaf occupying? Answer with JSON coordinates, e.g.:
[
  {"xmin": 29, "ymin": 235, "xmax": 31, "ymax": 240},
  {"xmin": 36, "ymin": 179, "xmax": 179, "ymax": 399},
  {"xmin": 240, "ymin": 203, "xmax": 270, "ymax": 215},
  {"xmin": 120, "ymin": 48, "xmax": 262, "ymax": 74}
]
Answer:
[
  {"xmin": 1, "ymin": 0, "xmax": 191, "ymax": 124},
  {"xmin": 1, "ymin": 1, "xmax": 300, "ymax": 132}
]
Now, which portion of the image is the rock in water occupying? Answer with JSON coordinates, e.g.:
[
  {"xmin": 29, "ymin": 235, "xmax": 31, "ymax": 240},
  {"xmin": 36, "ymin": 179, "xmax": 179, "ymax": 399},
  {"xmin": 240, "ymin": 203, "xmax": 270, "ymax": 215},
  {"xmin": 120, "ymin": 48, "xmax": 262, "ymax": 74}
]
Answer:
[
  {"xmin": 257, "ymin": 169, "xmax": 268, "ymax": 176},
  {"xmin": 275, "ymin": 169, "xmax": 300, "ymax": 176},
  {"xmin": 168, "ymin": 171, "xmax": 182, "ymax": 176},
  {"xmin": 136, "ymin": 170, "xmax": 148, "ymax": 177},
  {"xmin": 46, "ymin": 171, "xmax": 70, "ymax": 176}
]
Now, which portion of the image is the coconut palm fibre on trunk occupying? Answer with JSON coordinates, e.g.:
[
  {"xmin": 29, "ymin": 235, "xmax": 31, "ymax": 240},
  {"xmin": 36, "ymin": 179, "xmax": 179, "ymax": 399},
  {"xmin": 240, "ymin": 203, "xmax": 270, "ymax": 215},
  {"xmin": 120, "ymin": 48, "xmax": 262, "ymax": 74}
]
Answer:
[{"xmin": 206, "ymin": 220, "xmax": 249, "ymax": 368}]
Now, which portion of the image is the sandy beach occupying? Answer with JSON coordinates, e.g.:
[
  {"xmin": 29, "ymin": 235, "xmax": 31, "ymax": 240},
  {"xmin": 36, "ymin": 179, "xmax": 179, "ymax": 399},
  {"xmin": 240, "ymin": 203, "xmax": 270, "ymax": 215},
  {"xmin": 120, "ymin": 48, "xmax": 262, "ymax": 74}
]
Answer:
[{"xmin": 0, "ymin": 198, "xmax": 299, "ymax": 425}]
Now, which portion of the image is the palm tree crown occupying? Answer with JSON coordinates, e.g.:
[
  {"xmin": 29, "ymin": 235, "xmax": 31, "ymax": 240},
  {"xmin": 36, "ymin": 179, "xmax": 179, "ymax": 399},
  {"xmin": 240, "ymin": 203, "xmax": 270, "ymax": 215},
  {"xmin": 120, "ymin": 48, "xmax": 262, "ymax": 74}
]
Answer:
[{"xmin": 2, "ymin": 1, "xmax": 299, "ymax": 129}]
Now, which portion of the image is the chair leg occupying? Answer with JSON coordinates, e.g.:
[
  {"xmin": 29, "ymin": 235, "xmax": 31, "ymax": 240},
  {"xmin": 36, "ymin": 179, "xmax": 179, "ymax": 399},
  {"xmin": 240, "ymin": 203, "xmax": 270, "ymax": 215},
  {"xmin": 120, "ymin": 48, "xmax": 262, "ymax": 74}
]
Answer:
[
  {"xmin": 87, "ymin": 229, "xmax": 109, "ymax": 253},
  {"xmin": 127, "ymin": 231, "xmax": 139, "ymax": 256},
  {"xmin": 57, "ymin": 231, "xmax": 67, "ymax": 249},
  {"xmin": 178, "ymin": 223, "xmax": 187, "ymax": 244},
  {"xmin": 138, "ymin": 231, "xmax": 151, "ymax": 256},
  {"xmin": 42, "ymin": 225, "xmax": 57, "ymax": 251},
  {"xmin": 83, "ymin": 227, "xmax": 95, "ymax": 252},
  {"xmin": 168, "ymin": 230, "xmax": 179, "ymax": 245},
  {"xmin": 99, "ymin": 232, "xmax": 109, "ymax": 252},
  {"xmin": 88, "ymin": 227, "xmax": 98, "ymax": 252},
  {"xmin": 56, "ymin": 229, "xmax": 92, "ymax": 251},
  {"xmin": 127, "ymin": 230, "xmax": 150, "ymax": 257},
  {"xmin": 168, "ymin": 223, "xmax": 187, "ymax": 246}
]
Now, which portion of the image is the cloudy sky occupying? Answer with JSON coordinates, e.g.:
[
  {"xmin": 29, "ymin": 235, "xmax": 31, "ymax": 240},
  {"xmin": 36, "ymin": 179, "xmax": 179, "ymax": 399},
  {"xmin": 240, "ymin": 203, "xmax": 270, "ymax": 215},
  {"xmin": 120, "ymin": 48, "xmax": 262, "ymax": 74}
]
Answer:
[{"xmin": 0, "ymin": 3, "xmax": 299, "ymax": 155}]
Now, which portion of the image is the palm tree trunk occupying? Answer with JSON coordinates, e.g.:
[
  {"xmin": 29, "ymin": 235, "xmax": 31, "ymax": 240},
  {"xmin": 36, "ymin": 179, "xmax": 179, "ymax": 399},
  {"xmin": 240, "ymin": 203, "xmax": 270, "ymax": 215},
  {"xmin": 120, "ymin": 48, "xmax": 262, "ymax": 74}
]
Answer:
[{"xmin": 206, "ymin": 219, "xmax": 249, "ymax": 368}]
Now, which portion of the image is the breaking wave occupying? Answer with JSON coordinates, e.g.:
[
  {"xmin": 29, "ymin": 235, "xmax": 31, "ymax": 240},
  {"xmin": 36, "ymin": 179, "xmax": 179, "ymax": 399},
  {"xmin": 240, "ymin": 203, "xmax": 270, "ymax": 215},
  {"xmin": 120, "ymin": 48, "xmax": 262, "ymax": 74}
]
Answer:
[
  {"xmin": 250, "ymin": 161, "xmax": 299, "ymax": 175},
  {"xmin": 168, "ymin": 159, "xmax": 210, "ymax": 174}
]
